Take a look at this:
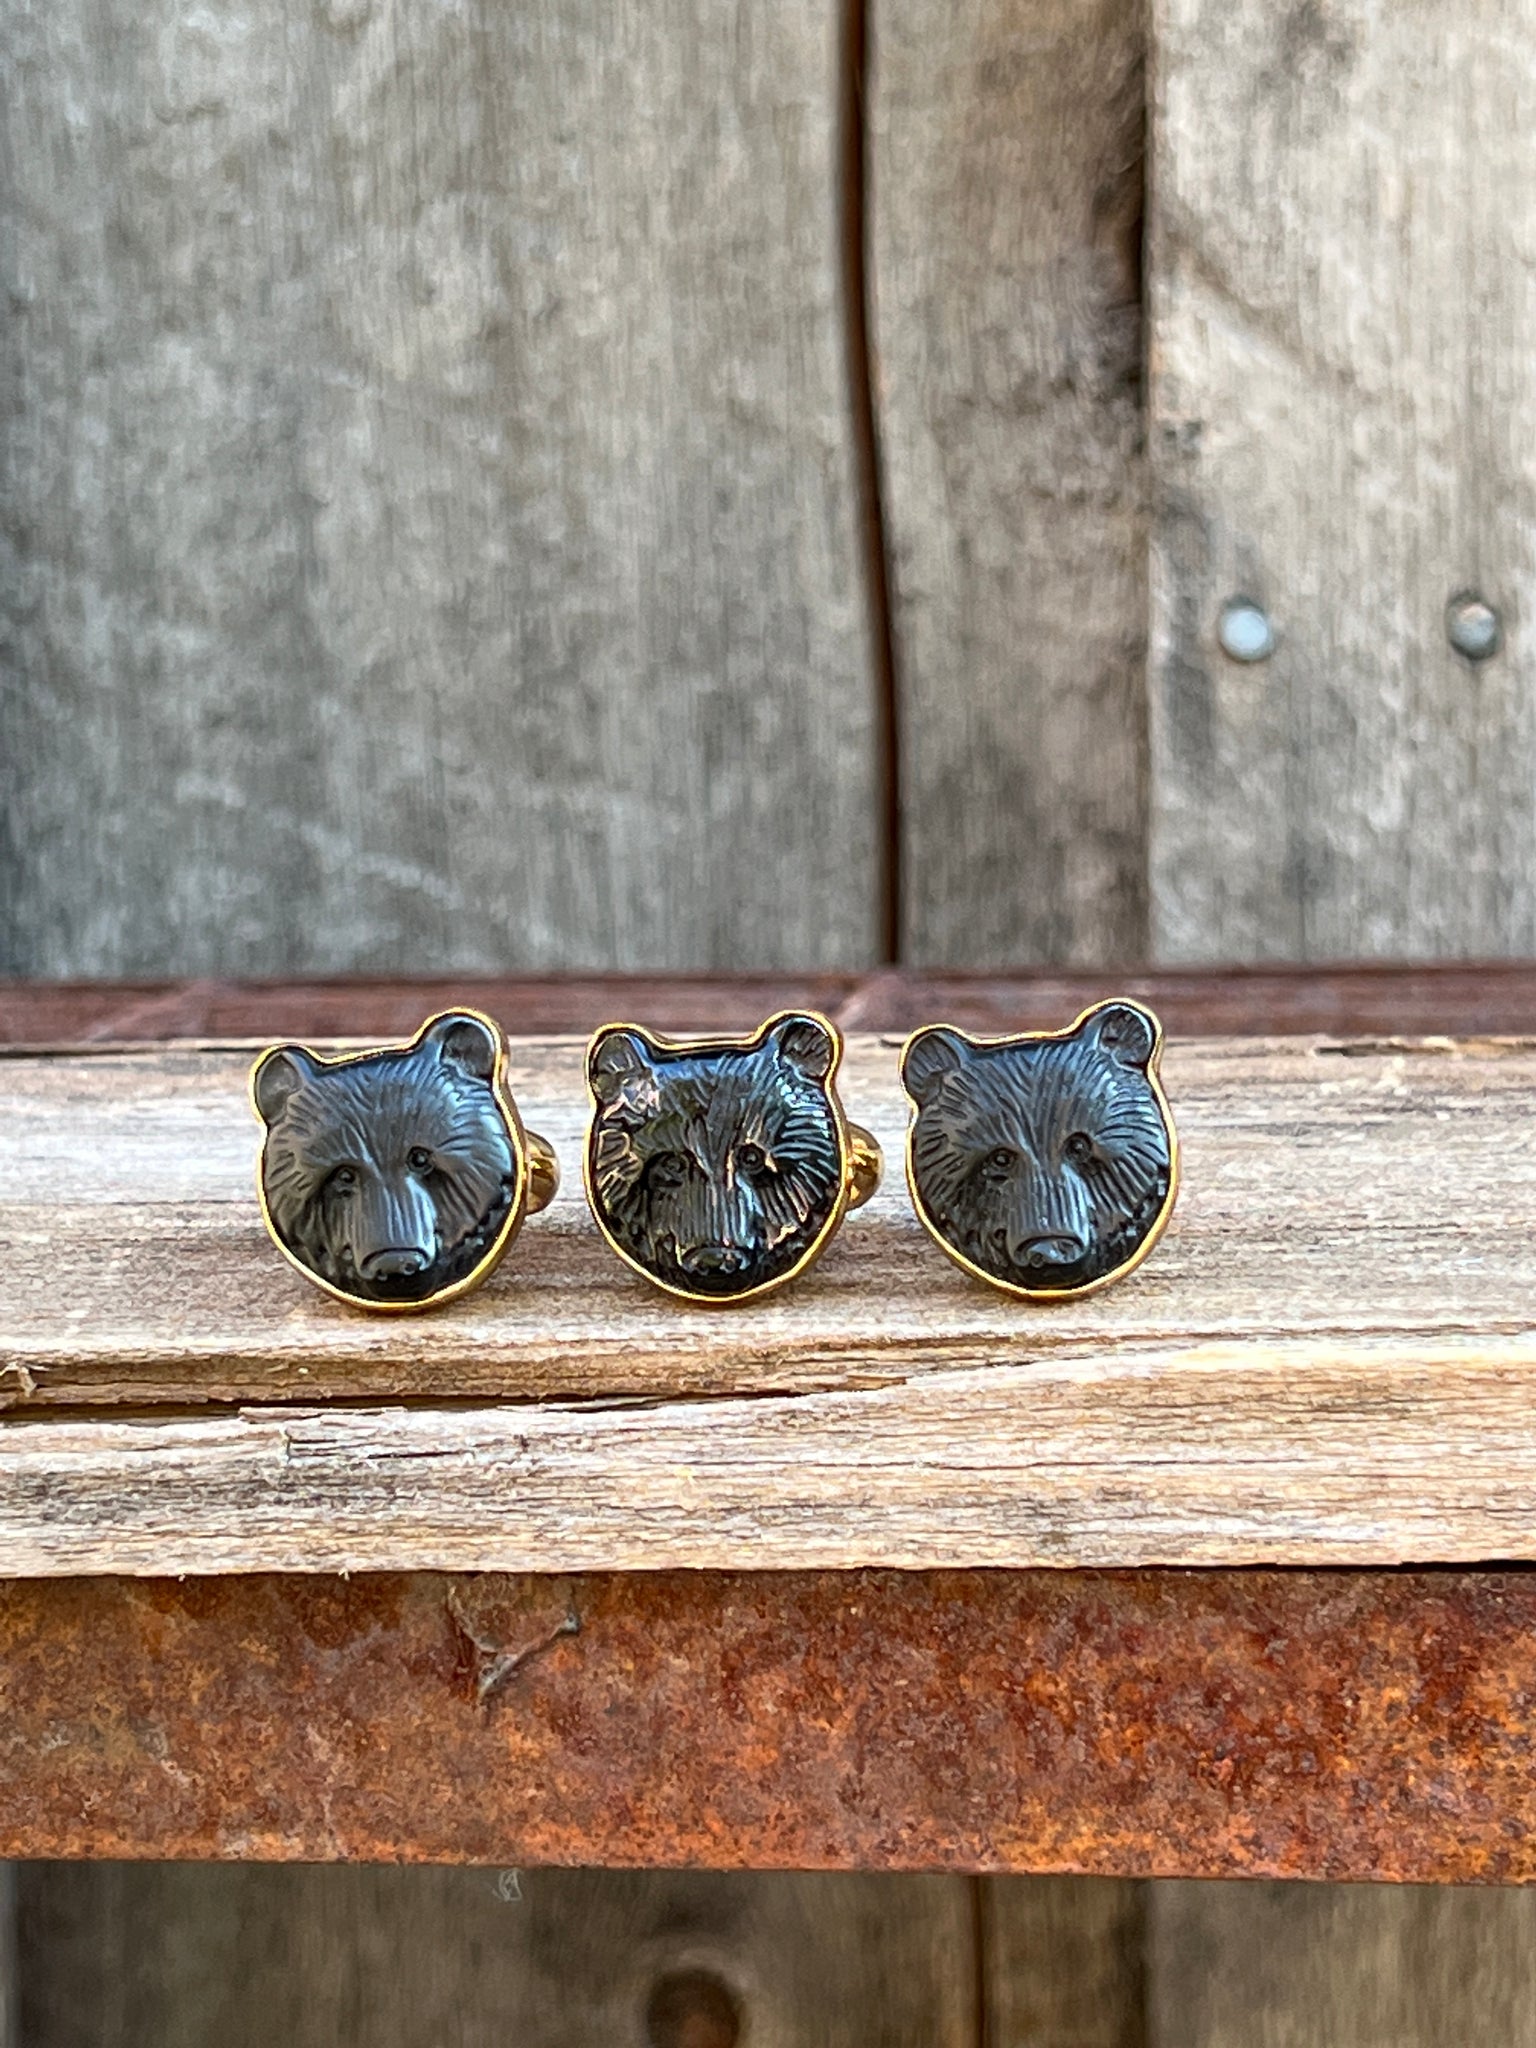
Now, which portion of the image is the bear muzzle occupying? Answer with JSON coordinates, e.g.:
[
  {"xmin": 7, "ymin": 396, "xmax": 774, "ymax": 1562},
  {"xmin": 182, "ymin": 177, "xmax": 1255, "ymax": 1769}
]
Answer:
[
  {"xmin": 997, "ymin": 1170, "xmax": 1093, "ymax": 1276},
  {"xmin": 347, "ymin": 1179, "xmax": 439, "ymax": 1285},
  {"xmin": 359, "ymin": 1244, "xmax": 433, "ymax": 1282},
  {"xmin": 678, "ymin": 1241, "xmax": 753, "ymax": 1277},
  {"xmin": 670, "ymin": 1178, "xmax": 761, "ymax": 1278},
  {"xmin": 1010, "ymin": 1230, "xmax": 1088, "ymax": 1271}
]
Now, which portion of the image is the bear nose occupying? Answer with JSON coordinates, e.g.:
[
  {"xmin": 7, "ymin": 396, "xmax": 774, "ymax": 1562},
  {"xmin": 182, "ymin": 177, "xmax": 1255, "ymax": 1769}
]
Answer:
[
  {"xmin": 679, "ymin": 1243, "xmax": 751, "ymax": 1275},
  {"xmin": 360, "ymin": 1246, "xmax": 430, "ymax": 1280},
  {"xmin": 1016, "ymin": 1233, "xmax": 1084, "ymax": 1270}
]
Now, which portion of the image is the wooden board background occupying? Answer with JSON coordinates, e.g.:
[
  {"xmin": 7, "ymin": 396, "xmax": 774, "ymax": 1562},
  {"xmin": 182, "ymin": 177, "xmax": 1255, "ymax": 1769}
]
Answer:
[
  {"xmin": 1, "ymin": 0, "xmax": 879, "ymax": 976},
  {"xmin": 8, "ymin": 9, "xmax": 1535, "ymax": 971},
  {"xmin": 8, "ymin": 0, "xmax": 1536, "ymax": 2038},
  {"xmin": 1147, "ymin": 0, "xmax": 1536, "ymax": 961},
  {"xmin": 870, "ymin": 0, "xmax": 1148, "ymax": 965},
  {"xmin": 0, "ymin": 1863, "xmax": 13, "ymax": 2048},
  {"xmin": 18, "ymin": 1868, "xmax": 1536, "ymax": 2047}
]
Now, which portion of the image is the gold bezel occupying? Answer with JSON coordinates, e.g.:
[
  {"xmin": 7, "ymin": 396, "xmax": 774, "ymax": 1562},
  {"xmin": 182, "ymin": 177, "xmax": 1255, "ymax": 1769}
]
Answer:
[
  {"xmin": 899, "ymin": 998, "xmax": 1180, "ymax": 1302},
  {"xmin": 581, "ymin": 1008, "xmax": 858, "ymax": 1306},
  {"xmin": 249, "ymin": 1006, "xmax": 532, "ymax": 1314}
]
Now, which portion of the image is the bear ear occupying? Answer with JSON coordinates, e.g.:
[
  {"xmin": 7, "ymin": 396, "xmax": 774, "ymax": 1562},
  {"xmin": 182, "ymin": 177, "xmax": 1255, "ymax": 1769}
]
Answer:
[
  {"xmin": 901, "ymin": 1027, "xmax": 971, "ymax": 1107},
  {"xmin": 766, "ymin": 1014, "xmax": 836, "ymax": 1083},
  {"xmin": 252, "ymin": 1045, "xmax": 317, "ymax": 1125},
  {"xmin": 1080, "ymin": 1001, "xmax": 1156, "ymax": 1070},
  {"xmin": 588, "ymin": 1026, "xmax": 658, "ymax": 1111},
  {"xmin": 422, "ymin": 1011, "xmax": 500, "ymax": 1081}
]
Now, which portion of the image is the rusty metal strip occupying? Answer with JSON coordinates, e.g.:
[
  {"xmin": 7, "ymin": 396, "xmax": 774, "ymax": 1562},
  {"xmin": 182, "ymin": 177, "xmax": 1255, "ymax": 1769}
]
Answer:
[{"xmin": 2, "ymin": 1569, "xmax": 1532, "ymax": 1879}]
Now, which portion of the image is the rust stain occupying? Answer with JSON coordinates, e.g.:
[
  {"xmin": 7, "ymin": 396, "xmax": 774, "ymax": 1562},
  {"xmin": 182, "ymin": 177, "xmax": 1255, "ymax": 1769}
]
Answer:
[
  {"xmin": 445, "ymin": 1584, "xmax": 583, "ymax": 1709},
  {"xmin": 1, "ymin": 1569, "xmax": 1532, "ymax": 1880}
]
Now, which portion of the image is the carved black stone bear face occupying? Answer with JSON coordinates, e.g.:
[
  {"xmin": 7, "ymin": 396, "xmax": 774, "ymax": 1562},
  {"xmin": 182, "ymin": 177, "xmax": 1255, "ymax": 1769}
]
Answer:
[
  {"xmin": 901, "ymin": 1001, "xmax": 1176, "ymax": 1298},
  {"xmin": 252, "ymin": 1011, "xmax": 521, "ymax": 1309},
  {"xmin": 585, "ymin": 1013, "xmax": 848, "ymax": 1301}
]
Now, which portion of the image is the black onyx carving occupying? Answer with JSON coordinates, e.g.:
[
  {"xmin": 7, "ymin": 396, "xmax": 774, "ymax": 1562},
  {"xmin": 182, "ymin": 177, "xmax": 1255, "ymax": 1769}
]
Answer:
[
  {"xmin": 252, "ymin": 1011, "xmax": 525, "ymax": 1309},
  {"xmin": 586, "ymin": 1013, "xmax": 850, "ymax": 1301},
  {"xmin": 901, "ymin": 1001, "xmax": 1176, "ymax": 1298}
]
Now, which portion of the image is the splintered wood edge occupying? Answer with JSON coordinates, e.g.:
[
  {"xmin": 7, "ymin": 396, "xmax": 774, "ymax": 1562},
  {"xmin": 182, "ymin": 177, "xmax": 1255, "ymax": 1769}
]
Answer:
[
  {"xmin": 3, "ymin": 1032, "xmax": 1536, "ymax": 1574},
  {"xmin": 5, "ymin": 1328, "xmax": 1536, "ymax": 1575}
]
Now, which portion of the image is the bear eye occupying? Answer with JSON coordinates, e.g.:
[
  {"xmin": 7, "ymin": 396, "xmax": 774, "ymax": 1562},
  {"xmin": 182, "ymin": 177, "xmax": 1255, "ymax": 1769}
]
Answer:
[
  {"xmin": 1064, "ymin": 1131, "xmax": 1095, "ymax": 1166},
  {"xmin": 647, "ymin": 1150, "xmax": 690, "ymax": 1191},
  {"xmin": 407, "ymin": 1146, "xmax": 434, "ymax": 1174},
  {"xmin": 981, "ymin": 1146, "xmax": 1018, "ymax": 1179},
  {"xmin": 327, "ymin": 1165, "xmax": 358, "ymax": 1195},
  {"xmin": 736, "ymin": 1143, "xmax": 769, "ymax": 1178}
]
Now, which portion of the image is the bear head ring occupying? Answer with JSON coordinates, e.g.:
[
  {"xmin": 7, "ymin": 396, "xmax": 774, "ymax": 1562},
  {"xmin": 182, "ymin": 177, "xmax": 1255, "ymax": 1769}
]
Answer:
[
  {"xmin": 583, "ymin": 1009, "xmax": 882, "ymax": 1303},
  {"xmin": 251, "ymin": 1009, "xmax": 559, "ymax": 1312},
  {"xmin": 900, "ymin": 999, "xmax": 1178, "ymax": 1299}
]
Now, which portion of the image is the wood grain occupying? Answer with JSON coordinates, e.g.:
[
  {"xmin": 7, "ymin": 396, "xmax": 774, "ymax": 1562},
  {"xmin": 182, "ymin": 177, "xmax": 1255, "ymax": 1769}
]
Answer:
[
  {"xmin": 1148, "ymin": 1881, "xmax": 1536, "ymax": 2048},
  {"xmin": 0, "ymin": 0, "xmax": 878, "ymax": 977},
  {"xmin": 12, "ymin": 962, "xmax": 1536, "ymax": 1047},
  {"xmin": 5, "ymin": 1033, "xmax": 1536, "ymax": 1572},
  {"xmin": 983, "ymin": 1879, "xmax": 1145, "ymax": 2048},
  {"xmin": 1148, "ymin": 0, "xmax": 1536, "ymax": 961},
  {"xmin": 0, "ymin": 1866, "xmax": 14, "ymax": 2048},
  {"xmin": 16, "ymin": 1866, "xmax": 976, "ymax": 2048},
  {"xmin": 870, "ymin": 0, "xmax": 1148, "ymax": 965}
]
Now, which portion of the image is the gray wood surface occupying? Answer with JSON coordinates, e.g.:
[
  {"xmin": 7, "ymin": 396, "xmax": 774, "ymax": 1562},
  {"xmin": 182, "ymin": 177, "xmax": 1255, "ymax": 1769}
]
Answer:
[
  {"xmin": 23, "ymin": 1865, "xmax": 1536, "ymax": 2046},
  {"xmin": 0, "ymin": 1866, "xmax": 14, "ymax": 2048},
  {"xmin": 13, "ymin": 0, "xmax": 1535, "ymax": 978},
  {"xmin": 984, "ymin": 1878, "xmax": 1146, "ymax": 2047},
  {"xmin": 13, "ymin": 1032, "xmax": 1536, "ymax": 1414},
  {"xmin": 9, "ymin": 1034, "xmax": 1536, "ymax": 1575},
  {"xmin": 1, "ymin": 0, "xmax": 879, "ymax": 977},
  {"xmin": 10, "ymin": 1, "xmax": 1536, "ymax": 2038},
  {"xmin": 16, "ymin": 1864, "xmax": 975, "ymax": 2048},
  {"xmin": 1148, "ymin": 1881, "xmax": 1536, "ymax": 2048},
  {"xmin": 1148, "ymin": 0, "xmax": 1536, "ymax": 962},
  {"xmin": 1143, "ymin": 6, "xmax": 1536, "ymax": 2041},
  {"xmin": 870, "ymin": 0, "xmax": 1148, "ymax": 966}
]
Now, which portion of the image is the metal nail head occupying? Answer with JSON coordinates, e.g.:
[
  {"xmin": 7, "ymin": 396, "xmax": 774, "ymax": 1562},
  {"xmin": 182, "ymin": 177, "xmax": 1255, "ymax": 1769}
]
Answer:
[
  {"xmin": 1218, "ymin": 599, "xmax": 1274, "ymax": 664},
  {"xmin": 1446, "ymin": 593, "xmax": 1501, "ymax": 662}
]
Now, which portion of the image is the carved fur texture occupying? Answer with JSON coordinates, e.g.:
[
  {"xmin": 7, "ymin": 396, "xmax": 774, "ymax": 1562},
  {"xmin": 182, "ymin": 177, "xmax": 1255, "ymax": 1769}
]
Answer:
[
  {"xmin": 903, "ymin": 1003, "xmax": 1172, "ymax": 1294},
  {"xmin": 254, "ymin": 1013, "xmax": 516, "ymax": 1305},
  {"xmin": 588, "ymin": 1016, "xmax": 844, "ymax": 1298}
]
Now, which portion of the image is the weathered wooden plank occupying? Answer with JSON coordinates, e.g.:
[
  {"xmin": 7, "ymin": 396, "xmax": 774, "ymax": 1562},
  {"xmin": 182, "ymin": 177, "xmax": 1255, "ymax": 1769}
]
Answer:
[
  {"xmin": 1149, "ymin": 0, "xmax": 1536, "ymax": 960},
  {"xmin": 982, "ymin": 1878, "xmax": 1145, "ymax": 2048},
  {"xmin": 8, "ymin": 1031, "xmax": 1536, "ymax": 1411},
  {"xmin": 11, "ymin": 962, "xmax": 1536, "ymax": 1047},
  {"xmin": 16, "ymin": 1865, "xmax": 976, "ymax": 2048},
  {"xmin": 0, "ymin": 1866, "xmax": 14, "ymax": 2048},
  {"xmin": 0, "ymin": 975, "xmax": 867, "ymax": 1048},
  {"xmin": 3, "ymin": 1570, "xmax": 1534, "ymax": 1878},
  {"xmin": 12, "ymin": 1337, "xmax": 1536, "ymax": 1576},
  {"xmin": 870, "ymin": 0, "xmax": 1147, "ymax": 964},
  {"xmin": 6, "ymin": 1033, "xmax": 1536, "ymax": 1569},
  {"xmin": 0, "ymin": 0, "xmax": 878, "ymax": 978},
  {"xmin": 1147, "ymin": 1881, "xmax": 1536, "ymax": 2048},
  {"xmin": 9, "ymin": 1040, "xmax": 1536, "ymax": 1564}
]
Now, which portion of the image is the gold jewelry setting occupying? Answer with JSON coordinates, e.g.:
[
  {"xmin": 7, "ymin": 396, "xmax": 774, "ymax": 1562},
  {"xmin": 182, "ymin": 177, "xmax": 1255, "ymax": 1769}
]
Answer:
[
  {"xmin": 250, "ymin": 1008, "xmax": 558, "ymax": 1313},
  {"xmin": 582, "ymin": 1009, "xmax": 881, "ymax": 1304},
  {"xmin": 900, "ymin": 1000, "xmax": 1178, "ymax": 1299}
]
